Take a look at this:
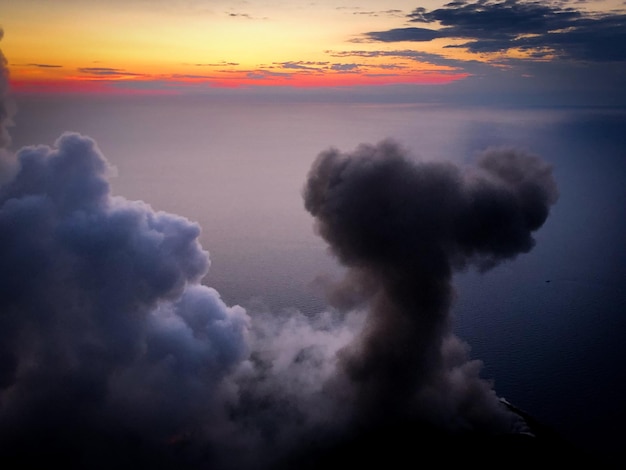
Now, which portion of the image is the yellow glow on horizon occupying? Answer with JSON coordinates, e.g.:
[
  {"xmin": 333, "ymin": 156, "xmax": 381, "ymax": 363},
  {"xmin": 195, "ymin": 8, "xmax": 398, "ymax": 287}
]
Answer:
[{"xmin": 3, "ymin": 0, "xmax": 624, "ymax": 94}]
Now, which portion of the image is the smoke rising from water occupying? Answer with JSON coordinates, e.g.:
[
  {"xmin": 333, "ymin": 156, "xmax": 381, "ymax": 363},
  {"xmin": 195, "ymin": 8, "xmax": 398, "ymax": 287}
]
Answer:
[
  {"xmin": 0, "ymin": 43, "xmax": 559, "ymax": 469},
  {"xmin": 0, "ymin": 133, "xmax": 253, "ymax": 467},
  {"xmin": 303, "ymin": 140, "xmax": 558, "ymax": 437},
  {"xmin": 0, "ymin": 131, "xmax": 361, "ymax": 469}
]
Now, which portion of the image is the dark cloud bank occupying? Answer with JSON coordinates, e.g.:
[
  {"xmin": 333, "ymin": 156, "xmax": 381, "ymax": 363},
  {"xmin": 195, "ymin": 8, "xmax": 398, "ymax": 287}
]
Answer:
[
  {"xmin": 366, "ymin": 0, "xmax": 626, "ymax": 62},
  {"xmin": 1, "ymin": 37, "xmax": 596, "ymax": 468}
]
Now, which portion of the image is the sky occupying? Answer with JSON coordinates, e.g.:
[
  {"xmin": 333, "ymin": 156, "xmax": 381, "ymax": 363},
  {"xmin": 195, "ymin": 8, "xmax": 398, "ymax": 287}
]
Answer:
[
  {"xmin": 1, "ymin": 2, "xmax": 626, "ymax": 468},
  {"xmin": 2, "ymin": 0, "xmax": 626, "ymax": 104}
]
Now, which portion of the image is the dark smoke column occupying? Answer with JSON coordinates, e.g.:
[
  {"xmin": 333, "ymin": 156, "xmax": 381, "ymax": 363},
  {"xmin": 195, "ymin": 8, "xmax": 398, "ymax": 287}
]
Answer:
[{"xmin": 304, "ymin": 140, "xmax": 558, "ymax": 435}]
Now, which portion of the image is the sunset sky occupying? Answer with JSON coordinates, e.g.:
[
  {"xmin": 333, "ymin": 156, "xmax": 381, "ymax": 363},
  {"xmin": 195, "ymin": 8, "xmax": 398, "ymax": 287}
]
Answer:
[
  {"xmin": 2, "ymin": 0, "xmax": 626, "ymax": 103},
  {"xmin": 2, "ymin": 2, "xmax": 626, "ymax": 468}
]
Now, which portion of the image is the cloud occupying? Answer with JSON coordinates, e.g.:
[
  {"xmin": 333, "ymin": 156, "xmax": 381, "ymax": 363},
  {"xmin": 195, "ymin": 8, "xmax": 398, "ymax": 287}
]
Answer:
[
  {"xmin": 365, "ymin": 0, "xmax": 626, "ymax": 62},
  {"xmin": 227, "ymin": 11, "xmax": 269, "ymax": 20},
  {"xmin": 0, "ymin": 131, "xmax": 363, "ymax": 469},
  {"xmin": 191, "ymin": 61, "xmax": 240, "ymax": 67},
  {"xmin": 336, "ymin": 6, "xmax": 404, "ymax": 17},
  {"xmin": 408, "ymin": 1, "xmax": 580, "ymax": 33},
  {"xmin": 0, "ymin": 132, "xmax": 254, "ymax": 465},
  {"xmin": 274, "ymin": 61, "xmax": 326, "ymax": 71},
  {"xmin": 168, "ymin": 73, "xmax": 212, "ymax": 80},
  {"xmin": 228, "ymin": 12, "xmax": 252, "ymax": 18},
  {"xmin": 330, "ymin": 63, "xmax": 360, "ymax": 72},
  {"xmin": 352, "ymin": 9, "xmax": 405, "ymax": 18},
  {"xmin": 246, "ymin": 69, "xmax": 292, "ymax": 80},
  {"xmin": 362, "ymin": 27, "xmax": 442, "ymax": 43},
  {"xmin": 26, "ymin": 63, "xmax": 63, "ymax": 68},
  {"xmin": 77, "ymin": 67, "xmax": 145, "ymax": 77},
  {"xmin": 326, "ymin": 48, "xmax": 491, "ymax": 74},
  {"xmin": 0, "ymin": 124, "xmax": 354, "ymax": 468}
]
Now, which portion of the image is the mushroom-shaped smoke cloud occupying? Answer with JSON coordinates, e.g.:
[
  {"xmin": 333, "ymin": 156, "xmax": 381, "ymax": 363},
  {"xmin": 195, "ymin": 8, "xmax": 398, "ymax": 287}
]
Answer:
[{"xmin": 304, "ymin": 140, "xmax": 558, "ymax": 436}]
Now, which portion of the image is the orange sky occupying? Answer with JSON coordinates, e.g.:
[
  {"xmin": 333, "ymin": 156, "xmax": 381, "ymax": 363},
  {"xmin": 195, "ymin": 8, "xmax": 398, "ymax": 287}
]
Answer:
[
  {"xmin": 1, "ymin": 0, "xmax": 624, "ymax": 94},
  {"xmin": 0, "ymin": 1, "xmax": 482, "ymax": 93}
]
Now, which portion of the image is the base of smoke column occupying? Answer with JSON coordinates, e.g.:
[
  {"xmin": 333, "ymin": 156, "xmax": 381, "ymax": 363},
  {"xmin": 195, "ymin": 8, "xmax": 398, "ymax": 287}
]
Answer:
[
  {"xmin": 0, "ymin": 416, "xmax": 608, "ymax": 470},
  {"xmin": 275, "ymin": 413, "xmax": 602, "ymax": 469}
]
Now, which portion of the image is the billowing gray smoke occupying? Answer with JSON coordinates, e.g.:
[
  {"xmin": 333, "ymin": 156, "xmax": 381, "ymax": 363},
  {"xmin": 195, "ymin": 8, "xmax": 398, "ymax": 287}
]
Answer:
[
  {"xmin": 0, "ymin": 118, "xmax": 353, "ymax": 468},
  {"xmin": 303, "ymin": 140, "xmax": 558, "ymax": 434},
  {"xmin": 0, "ymin": 41, "xmax": 560, "ymax": 469},
  {"xmin": 0, "ymin": 133, "xmax": 252, "ymax": 468}
]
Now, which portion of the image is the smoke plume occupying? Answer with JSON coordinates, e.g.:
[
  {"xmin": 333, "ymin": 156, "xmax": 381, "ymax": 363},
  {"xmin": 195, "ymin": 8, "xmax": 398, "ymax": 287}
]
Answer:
[
  {"xmin": 0, "ymin": 41, "xmax": 561, "ymax": 469},
  {"xmin": 0, "ymin": 137, "xmax": 559, "ymax": 469},
  {"xmin": 0, "ymin": 133, "xmax": 255, "ymax": 468},
  {"xmin": 0, "ymin": 132, "xmax": 353, "ymax": 469},
  {"xmin": 303, "ymin": 140, "xmax": 558, "ymax": 435}
]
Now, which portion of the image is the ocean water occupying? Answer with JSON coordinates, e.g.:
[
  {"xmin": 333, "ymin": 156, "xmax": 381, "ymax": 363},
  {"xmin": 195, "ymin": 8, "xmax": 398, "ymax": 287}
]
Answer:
[{"xmin": 10, "ymin": 95, "xmax": 626, "ymax": 460}]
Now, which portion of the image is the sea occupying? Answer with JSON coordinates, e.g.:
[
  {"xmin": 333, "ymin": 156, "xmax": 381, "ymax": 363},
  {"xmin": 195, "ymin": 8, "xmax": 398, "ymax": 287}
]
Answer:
[{"xmin": 9, "ymin": 94, "xmax": 626, "ymax": 461}]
